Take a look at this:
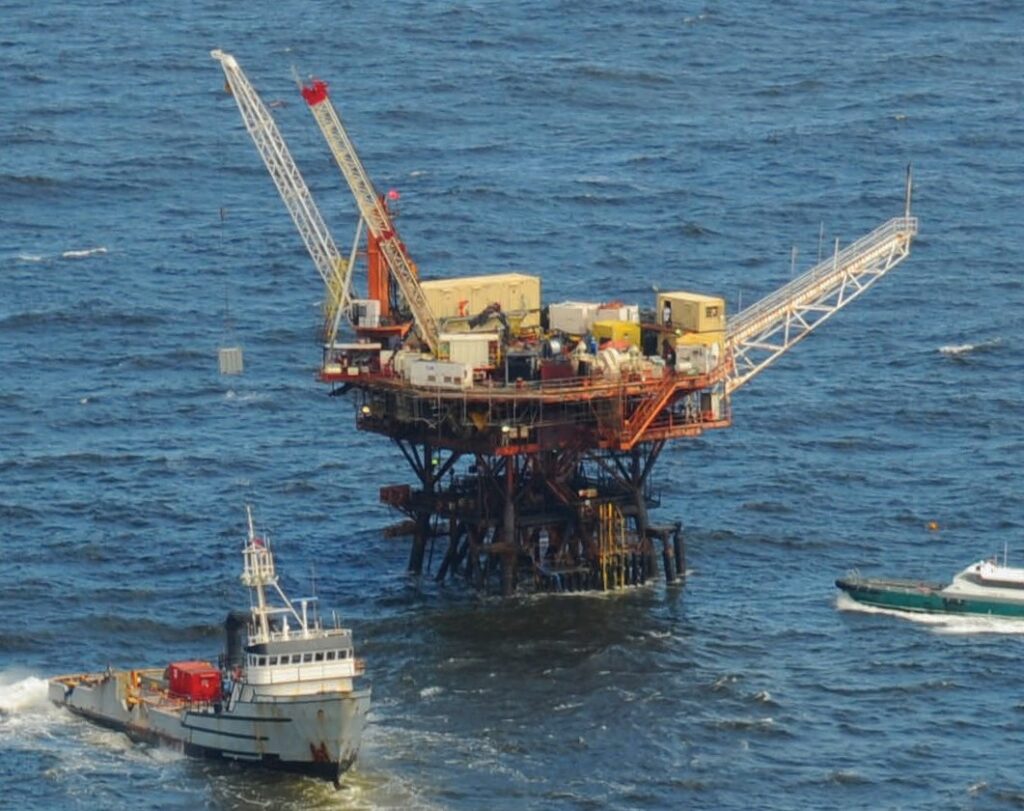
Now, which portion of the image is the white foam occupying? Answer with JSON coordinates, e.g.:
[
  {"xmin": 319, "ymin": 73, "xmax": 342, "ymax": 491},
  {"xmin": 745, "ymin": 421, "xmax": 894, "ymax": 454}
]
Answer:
[
  {"xmin": 16, "ymin": 252, "xmax": 45, "ymax": 262},
  {"xmin": 418, "ymin": 686, "xmax": 443, "ymax": 699},
  {"xmin": 836, "ymin": 592, "xmax": 1024, "ymax": 635},
  {"xmin": 939, "ymin": 338, "xmax": 1001, "ymax": 356},
  {"xmin": 61, "ymin": 246, "xmax": 108, "ymax": 259},
  {"xmin": 0, "ymin": 675, "xmax": 49, "ymax": 713}
]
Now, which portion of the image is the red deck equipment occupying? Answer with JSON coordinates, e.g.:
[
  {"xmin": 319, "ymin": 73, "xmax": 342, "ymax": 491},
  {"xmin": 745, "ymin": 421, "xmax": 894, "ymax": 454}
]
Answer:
[{"xmin": 167, "ymin": 661, "xmax": 222, "ymax": 702}]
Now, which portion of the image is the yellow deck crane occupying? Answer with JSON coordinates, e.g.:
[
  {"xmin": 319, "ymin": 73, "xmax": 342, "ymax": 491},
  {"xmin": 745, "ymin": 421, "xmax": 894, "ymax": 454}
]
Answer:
[{"xmin": 297, "ymin": 78, "xmax": 441, "ymax": 357}]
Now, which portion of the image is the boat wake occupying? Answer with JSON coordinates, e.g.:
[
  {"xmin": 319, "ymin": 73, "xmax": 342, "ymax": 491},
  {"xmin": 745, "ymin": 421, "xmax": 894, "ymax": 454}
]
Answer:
[
  {"xmin": 0, "ymin": 674, "xmax": 49, "ymax": 714},
  {"xmin": 61, "ymin": 246, "xmax": 108, "ymax": 260},
  {"xmin": 836, "ymin": 593, "xmax": 1024, "ymax": 635},
  {"xmin": 938, "ymin": 338, "xmax": 1002, "ymax": 358},
  {"xmin": 10, "ymin": 246, "xmax": 108, "ymax": 264},
  {"xmin": 0, "ymin": 673, "xmax": 67, "ymax": 753}
]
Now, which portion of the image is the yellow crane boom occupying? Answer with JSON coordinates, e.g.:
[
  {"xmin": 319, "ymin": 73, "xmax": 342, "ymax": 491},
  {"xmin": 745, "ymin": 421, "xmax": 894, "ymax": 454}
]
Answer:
[{"xmin": 299, "ymin": 78, "xmax": 441, "ymax": 356}]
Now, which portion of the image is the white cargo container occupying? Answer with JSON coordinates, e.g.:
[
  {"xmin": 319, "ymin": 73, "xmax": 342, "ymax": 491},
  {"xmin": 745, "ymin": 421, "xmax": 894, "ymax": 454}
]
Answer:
[
  {"xmin": 439, "ymin": 332, "xmax": 499, "ymax": 368},
  {"xmin": 351, "ymin": 298, "xmax": 381, "ymax": 328},
  {"xmin": 218, "ymin": 346, "xmax": 243, "ymax": 375},
  {"xmin": 409, "ymin": 359, "xmax": 472, "ymax": 389},
  {"xmin": 393, "ymin": 349, "xmax": 429, "ymax": 379},
  {"xmin": 549, "ymin": 301, "xmax": 600, "ymax": 335},
  {"xmin": 675, "ymin": 343, "xmax": 722, "ymax": 375},
  {"xmin": 596, "ymin": 303, "xmax": 640, "ymax": 323}
]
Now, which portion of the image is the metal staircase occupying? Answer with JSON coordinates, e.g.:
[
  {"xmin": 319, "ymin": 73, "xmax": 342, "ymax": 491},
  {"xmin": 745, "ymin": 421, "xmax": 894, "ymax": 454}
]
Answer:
[{"xmin": 618, "ymin": 373, "xmax": 685, "ymax": 450}]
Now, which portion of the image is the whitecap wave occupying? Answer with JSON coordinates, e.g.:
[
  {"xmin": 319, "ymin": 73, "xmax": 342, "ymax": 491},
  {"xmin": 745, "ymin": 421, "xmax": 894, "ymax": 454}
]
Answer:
[
  {"xmin": 836, "ymin": 592, "xmax": 1024, "ymax": 634},
  {"xmin": 939, "ymin": 338, "xmax": 1001, "ymax": 357},
  {"xmin": 61, "ymin": 246, "xmax": 108, "ymax": 259},
  {"xmin": 15, "ymin": 252, "xmax": 45, "ymax": 263}
]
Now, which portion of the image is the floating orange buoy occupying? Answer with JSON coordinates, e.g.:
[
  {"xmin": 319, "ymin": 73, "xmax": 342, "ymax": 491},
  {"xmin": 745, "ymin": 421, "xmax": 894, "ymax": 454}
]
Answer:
[{"xmin": 927, "ymin": 521, "xmax": 940, "ymax": 531}]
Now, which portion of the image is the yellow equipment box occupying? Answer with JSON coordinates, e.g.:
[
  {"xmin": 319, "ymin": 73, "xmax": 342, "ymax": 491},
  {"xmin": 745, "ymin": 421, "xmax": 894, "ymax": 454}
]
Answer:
[{"xmin": 592, "ymin": 319, "xmax": 641, "ymax": 346}]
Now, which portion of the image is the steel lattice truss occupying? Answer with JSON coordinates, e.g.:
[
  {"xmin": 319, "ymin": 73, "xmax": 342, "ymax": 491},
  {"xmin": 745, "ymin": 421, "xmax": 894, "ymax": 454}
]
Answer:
[
  {"xmin": 300, "ymin": 80, "xmax": 442, "ymax": 356},
  {"xmin": 725, "ymin": 216, "xmax": 918, "ymax": 395},
  {"xmin": 211, "ymin": 50, "xmax": 352, "ymax": 344}
]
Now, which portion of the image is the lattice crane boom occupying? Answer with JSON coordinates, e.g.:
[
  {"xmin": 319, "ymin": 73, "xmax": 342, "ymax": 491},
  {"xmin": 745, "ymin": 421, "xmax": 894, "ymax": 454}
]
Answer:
[
  {"xmin": 725, "ymin": 213, "xmax": 918, "ymax": 394},
  {"xmin": 299, "ymin": 79, "xmax": 441, "ymax": 356},
  {"xmin": 211, "ymin": 50, "xmax": 351, "ymax": 345}
]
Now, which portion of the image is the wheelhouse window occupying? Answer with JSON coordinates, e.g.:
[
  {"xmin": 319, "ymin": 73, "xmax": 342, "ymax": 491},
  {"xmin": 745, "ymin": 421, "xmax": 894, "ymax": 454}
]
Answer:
[
  {"xmin": 314, "ymin": 652, "xmax": 324, "ymax": 662},
  {"xmin": 339, "ymin": 649, "xmax": 348, "ymax": 660},
  {"xmin": 269, "ymin": 656, "xmax": 278, "ymax": 666},
  {"xmin": 303, "ymin": 653, "xmax": 313, "ymax": 663},
  {"xmin": 326, "ymin": 651, "xmax": 336, "ymax": 661},
  {"xmin": 258, "ymin": 656, "xmax": 267, "ymax": 666}
]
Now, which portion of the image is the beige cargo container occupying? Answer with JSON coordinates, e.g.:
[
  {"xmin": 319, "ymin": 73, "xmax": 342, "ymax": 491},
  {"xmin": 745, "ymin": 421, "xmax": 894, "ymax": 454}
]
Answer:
[
  {"xmin": 420, "ymin": 273, "xmax": 541, "ymax": 330},
  {"xmin": 657, "ymin": 292, "xmax": 726, "ymax": 333}
]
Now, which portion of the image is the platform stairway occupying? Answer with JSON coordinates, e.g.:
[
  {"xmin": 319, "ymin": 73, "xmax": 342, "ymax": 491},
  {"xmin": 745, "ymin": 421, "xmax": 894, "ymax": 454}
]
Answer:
[{"xmin": 617, "ymin": 372, "xmax": 685, "ymax": 451}]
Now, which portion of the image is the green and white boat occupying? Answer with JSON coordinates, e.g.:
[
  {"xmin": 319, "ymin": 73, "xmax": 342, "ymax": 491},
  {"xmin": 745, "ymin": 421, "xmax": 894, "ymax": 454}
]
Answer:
[{"xmin": 836, "ymin": 557, "xmax": 1024, "ymax": 618}]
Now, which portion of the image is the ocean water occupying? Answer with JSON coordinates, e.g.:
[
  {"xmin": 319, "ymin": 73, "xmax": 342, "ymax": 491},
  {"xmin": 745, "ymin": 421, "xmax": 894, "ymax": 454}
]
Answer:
[{"xmin": 2, "ymin": 1, "xmax": 1023, "ymax": 808}]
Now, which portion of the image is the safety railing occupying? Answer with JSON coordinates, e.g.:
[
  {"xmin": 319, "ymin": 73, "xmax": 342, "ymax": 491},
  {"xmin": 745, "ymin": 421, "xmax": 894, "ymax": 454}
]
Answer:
[{"xmin": 727, "ymin": 216, "xmax": 918, "ymax": 345}]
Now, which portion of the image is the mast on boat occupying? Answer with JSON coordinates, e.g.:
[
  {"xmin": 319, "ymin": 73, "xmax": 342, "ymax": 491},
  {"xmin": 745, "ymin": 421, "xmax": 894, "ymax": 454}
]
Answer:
[{"xmin": 240, "ymin": 505, "xmax": 316, "ymax": 642}]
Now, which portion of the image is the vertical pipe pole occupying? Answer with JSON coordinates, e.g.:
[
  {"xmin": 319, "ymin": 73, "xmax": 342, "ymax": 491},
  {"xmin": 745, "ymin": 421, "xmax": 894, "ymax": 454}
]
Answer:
[
  {"xmin": 662, "ymin": 531, "xmax": 676, "ymax": 585},
  {"xmin": 408, "ymin": 442, "xmax": 433, "ymax": 574},
  {"xmin": 673, "ymin": 521, "xmax": 685, "ymax": 577},
  {"xmin": 501, "ymin": 456, "xmax": 516, "ymax": 596}
]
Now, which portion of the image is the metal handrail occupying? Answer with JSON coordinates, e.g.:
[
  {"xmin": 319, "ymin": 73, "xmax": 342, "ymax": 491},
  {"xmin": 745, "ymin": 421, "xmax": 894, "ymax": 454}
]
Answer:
[{"xmin": 728, "ymin": 216, "xmax": 918, "ymax": 344}]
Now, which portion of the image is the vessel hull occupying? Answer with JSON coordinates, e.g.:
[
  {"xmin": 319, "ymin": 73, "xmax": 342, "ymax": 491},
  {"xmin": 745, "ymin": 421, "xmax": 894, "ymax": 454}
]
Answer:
[
  {"xmin": 48, "ymin": 671, "xmax": 370, "ymax": 784},
  {"xmin": 836, "ymin": 577, "xmax": 1024, "ymax": 618}
]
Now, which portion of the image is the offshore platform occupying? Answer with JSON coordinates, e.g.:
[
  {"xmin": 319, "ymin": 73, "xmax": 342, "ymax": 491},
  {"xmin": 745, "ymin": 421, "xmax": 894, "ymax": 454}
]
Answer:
[{"xmin": 212, "ymin": 51, "xmax": 918, "ymax": 595}]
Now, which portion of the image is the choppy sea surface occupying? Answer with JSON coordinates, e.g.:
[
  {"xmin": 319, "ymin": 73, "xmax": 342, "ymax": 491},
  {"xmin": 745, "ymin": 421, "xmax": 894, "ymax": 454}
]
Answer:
[{"xmin": 2, "ymin": 2, "xmax": 1023, "ymax": 808}]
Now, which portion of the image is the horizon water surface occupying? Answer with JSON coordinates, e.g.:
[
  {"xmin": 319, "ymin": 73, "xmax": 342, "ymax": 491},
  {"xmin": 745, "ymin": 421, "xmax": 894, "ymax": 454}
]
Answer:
[{"xmin": 2, "ymin": 2, "xmax": 1024, "ymax": 809}]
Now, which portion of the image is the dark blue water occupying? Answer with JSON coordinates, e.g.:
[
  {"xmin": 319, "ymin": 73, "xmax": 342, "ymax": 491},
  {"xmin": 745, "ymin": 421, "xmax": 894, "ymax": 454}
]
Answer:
[{"xmin": 3, "ymin": 1, "xmax": 1023, "ymax": 808}]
